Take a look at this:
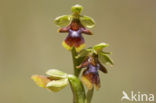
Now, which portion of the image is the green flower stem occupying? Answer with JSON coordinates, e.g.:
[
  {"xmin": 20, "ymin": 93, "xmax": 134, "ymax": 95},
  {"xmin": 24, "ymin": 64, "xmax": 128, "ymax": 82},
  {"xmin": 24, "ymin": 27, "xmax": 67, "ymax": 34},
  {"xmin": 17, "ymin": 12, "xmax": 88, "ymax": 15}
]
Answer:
[
  {"xmin": 68, "ymin": 74, "xmax": 86, "ymax": 103},
  {"xmin": 71, "ymin": 47, "xmax": 80, "ymax": 77},
  {"xmin": 86, "ymin": 88, "xmax": 94, "ymax": 103}
]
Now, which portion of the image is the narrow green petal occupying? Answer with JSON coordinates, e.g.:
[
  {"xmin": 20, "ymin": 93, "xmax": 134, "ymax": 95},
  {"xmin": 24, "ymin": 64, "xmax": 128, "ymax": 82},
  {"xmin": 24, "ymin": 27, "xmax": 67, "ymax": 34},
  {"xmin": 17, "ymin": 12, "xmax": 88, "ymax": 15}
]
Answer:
[
  {"xmin": 46, "ymin": 69, "xmax": 67, "ymax": 79},
  {"xmin": 80, "ymin": 16, "xmax": 95, "ymax": 28},
  {"xmin": 54, "ymin": 15, "xmax": 71, "ymax": 27},
  {"xmin": 46, "ymin": 79, "xmax": 68, "ymax": 92}
]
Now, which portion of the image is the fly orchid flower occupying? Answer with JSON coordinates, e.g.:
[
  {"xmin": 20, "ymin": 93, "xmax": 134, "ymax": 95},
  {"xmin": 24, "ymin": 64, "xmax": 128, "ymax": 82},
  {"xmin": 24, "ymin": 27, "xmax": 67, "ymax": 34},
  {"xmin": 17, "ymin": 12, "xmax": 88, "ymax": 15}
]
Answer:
[
  {"xmin": 77, "ymin": 43, "xmax": 113, "ymax": 90},
  {"xmin": 54, "ymin": 4, "xmax": 95, "ymax": 52},
  {"xmin": 78, "ymin": 55, "xmax": 107, "ymax": 90}
]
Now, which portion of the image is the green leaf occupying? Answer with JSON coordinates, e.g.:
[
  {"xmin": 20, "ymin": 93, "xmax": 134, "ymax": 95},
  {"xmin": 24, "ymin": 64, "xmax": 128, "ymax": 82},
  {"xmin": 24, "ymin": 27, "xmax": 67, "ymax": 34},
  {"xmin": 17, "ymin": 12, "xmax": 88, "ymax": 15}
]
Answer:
[
  {"xmin": 46, "ymin": 79, "xmax": 68, "ymax": 92},
  {"xmin": 93, "ymin": 43, "xmax": 109, "ymax": 53},
  {"xmin": 54, "ymin": 15, "xmax": 71, "ymax": 27},
  {"xmin": 80, "ymin": 16, "xmax": 95, "ymax": 28},
  {"xmin": 46, "ymin": 69, "xmax": 67, "ymax": 79},
  {"xmin": 98, "ymin": 52, "xmax": 114, "ymax": 65},
  {"xmin": 71, "ymin": 4, "xmax": 83, "ymax": 14}
]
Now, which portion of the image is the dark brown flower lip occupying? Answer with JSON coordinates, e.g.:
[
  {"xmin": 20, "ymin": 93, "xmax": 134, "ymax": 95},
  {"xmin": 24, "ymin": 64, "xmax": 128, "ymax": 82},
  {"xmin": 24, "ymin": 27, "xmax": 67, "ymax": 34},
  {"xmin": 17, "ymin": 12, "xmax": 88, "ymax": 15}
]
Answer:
[{"xmin": 82, "ymin": 64, "xmax": 101, "ymax": 90}]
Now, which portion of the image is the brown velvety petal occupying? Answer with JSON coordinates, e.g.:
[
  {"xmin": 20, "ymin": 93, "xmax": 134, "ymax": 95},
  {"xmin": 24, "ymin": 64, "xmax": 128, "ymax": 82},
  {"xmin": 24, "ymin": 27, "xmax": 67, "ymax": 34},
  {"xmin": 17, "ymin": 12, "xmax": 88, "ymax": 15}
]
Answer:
[
  {"xmin": 64, "ymin": 33, "xmax": 85, "ymax": 48},
  {"xmin": 73, "ymin": 36, "xmax": 85, "ymax": 48},
  {"xmin": 64, "ymin": 35, "xmax": 74, "ymax": 47}
]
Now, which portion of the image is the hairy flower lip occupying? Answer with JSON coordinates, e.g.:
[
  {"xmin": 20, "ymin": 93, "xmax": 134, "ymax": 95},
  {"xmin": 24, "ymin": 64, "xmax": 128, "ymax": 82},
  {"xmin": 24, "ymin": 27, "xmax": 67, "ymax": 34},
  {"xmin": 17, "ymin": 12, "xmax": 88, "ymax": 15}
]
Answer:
[{"xmin": 81, "ymin": 64, "xmax": 101, "ymax": 90}]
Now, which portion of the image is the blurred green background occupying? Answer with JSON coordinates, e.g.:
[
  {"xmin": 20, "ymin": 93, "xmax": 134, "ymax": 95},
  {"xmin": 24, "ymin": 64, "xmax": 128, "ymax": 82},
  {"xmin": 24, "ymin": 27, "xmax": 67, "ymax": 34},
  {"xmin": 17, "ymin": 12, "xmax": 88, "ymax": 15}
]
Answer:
[{"xmin": 0, "ymin": 0, "xmax": 156, "ymax": 103}]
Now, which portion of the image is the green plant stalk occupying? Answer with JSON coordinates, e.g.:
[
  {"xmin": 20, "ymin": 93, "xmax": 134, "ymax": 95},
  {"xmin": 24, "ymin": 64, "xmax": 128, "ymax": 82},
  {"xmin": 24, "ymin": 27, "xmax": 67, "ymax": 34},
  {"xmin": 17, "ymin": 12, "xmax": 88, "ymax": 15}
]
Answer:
[
  {"xmin": 71, "ymin": 47, "xmax": 81, "ymax": 77},
  {"xmin": 68, "ymin": 74, "xmax": 86, "ymax": 103},
  {"xmin": 86, "ymin": 88, "xmax": 94, "ymax": 103}
]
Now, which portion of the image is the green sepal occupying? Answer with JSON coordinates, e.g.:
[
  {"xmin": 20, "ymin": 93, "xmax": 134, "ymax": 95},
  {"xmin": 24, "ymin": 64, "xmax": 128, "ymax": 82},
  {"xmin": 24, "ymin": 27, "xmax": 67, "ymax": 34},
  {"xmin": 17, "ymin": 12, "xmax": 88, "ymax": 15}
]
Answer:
[
  {"xmin": 54, "ymin": 15, "xmax": 71, "ymax": 27},
  {"xmin": 98, "ymin": 52, "xmax": 114, "ymax": 65},
  {"xmin": 46, "ymin": 69, "xmax": 67, "ymax": 79},
  {"xmin": 93, "ymin": 43, "xmax": 109, "ymax": 53},
  {"xmin": 46, "ymin": 78, "xmax": 68, "ymax": 92},
  {"xmin": 80, "ymin": 16, "xmax": 95, "ymax": 28},
  {"xmin": 71, "ymin": 4, "xmax": 83, "ymax": 14}
]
